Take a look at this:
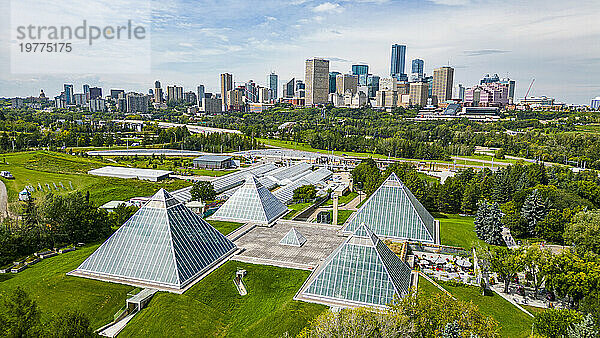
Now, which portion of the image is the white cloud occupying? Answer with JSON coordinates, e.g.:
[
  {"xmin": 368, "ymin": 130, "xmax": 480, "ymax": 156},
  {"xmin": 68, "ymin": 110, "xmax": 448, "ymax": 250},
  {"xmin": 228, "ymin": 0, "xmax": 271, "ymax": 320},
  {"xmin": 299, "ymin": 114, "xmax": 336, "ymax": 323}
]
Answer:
[
  {"xmin": 313, "ymin": 2, "xmax": 344, "ymax": 13},
  {"xmin": 427, "ymin": 0, "xmax": 470, "ymax": 5}
]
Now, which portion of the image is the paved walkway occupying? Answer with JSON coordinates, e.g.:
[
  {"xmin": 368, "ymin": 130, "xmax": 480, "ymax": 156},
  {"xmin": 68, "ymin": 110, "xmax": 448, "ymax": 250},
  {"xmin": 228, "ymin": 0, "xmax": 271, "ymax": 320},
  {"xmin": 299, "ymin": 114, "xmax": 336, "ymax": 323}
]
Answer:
[
  {"xmin": 0, "ymin": 180, "xmax": 8, "ymax": 219},
  {"xmin": 98, "ymin": 312, "xmax": 136, "ymax": 337}
]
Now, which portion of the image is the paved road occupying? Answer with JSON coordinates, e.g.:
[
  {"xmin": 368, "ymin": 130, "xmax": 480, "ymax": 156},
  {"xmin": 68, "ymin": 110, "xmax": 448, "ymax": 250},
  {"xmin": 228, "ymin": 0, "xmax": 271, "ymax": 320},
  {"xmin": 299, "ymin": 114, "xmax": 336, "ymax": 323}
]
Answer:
[{"xmin": 0, "ymin": 180, "xmax": 8, "ymax": 219}]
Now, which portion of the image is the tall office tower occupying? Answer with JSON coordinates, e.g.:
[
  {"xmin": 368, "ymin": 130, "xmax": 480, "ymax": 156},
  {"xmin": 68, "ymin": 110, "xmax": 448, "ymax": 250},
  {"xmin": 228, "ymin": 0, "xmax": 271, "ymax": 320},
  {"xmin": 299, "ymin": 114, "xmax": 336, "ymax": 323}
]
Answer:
[
  {"xmin": 432, "ymin": 66, "xmax": 454, "ymax": 103},
  {"xmin": 295, "ymin": 80, "xmax": 305, "ymax": 98},
  {"xmin": 82, "ymin": 84, "xmax": 90, "ymax": 101},
  {"xmin": 197, "ymin": 85, "xmax": 205, "ymax": 107},
  {"xmin": 166, "ymin": 85, "xmax": 184, "ymax": 102},
  {"xmin": 351, "ymin": 64, "xmax": 369, "ymax": 76},
  {"xmin": 220, "ymin": 73, "xmax": 233, "ymax": 111},
  {"xmin": 390, "ymin": 44, "xmax": 406, "ymax": 78},
  {"xmin": 453, "ymin": 84, "xmax": 465, "ymax": 101},
  {"xmin": 284, "ymin": 78, "xmax": 295, "ymax": 98},
  {"xmin": 110, "ymin": 89, "xmax": 125, "ymax": 100},
  {"xmin": 268, "ymin": 73, "xmax": 278, "ymax": 101},
  {"xmin": 258, "ymin": 86, "xmax": 270, "ymax": 103},
  {"xmin": 64, "ymin": 84, "xmax": 74, "ymax": 104},
  {"xmin": 366, "ymin": 75, "xmax": 380, "ymax": 98},
  {"xmin": 499, "ymin": 78, "xmax": 516, "ymax": 104},
  {"xmin": 305, "ymin": 58, "xmax": 329, "ymax": 106},
  {"xmin": 126, "ymin": 93, "xmax": 149, "ymax": 113},
  {"xmin": 411, "ymin": 59, "xmax": 424, "ymax": 77},
  {"xmin": 329, "ymin": 72, "xmax": 341, "ymax": 93},
  {"xmin": 154, "ymin": 81, "xmax": 163, "ymax": 103},
  {"xmin": 89, "ymin": 87, "xmax": 102, "ymax": 99},
  {"xmin": 245, "ymin": 80, "xmax": 258, "ymax": 103},
  {"xmin": 336, "ymin": 74, "xmax": 358, "ymax": 95},
  {"xmin": 409, "ymin": 82, "xmax": 429, "ymax": 107}
]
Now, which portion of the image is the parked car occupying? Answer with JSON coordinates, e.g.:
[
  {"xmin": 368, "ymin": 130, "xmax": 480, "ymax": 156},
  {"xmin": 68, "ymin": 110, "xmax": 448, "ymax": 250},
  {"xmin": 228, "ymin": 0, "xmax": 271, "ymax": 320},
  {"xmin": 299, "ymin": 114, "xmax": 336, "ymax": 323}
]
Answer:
[{"xmin": 0, "ymin": 171, "xmax": 14, "ymax": 179}]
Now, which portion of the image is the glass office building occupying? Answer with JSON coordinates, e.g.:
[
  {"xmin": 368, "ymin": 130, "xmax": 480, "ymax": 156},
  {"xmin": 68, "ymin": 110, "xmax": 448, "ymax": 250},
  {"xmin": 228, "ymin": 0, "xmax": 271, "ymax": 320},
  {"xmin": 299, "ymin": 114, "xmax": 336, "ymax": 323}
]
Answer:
[
  {"xmin": 344, "ymin": 173, "xmax": 438, "ymax": 244},
  {"xmin": 390, "ymin": 44, "xmax": 406, "ymax": 78},
  {"xmin": 71, "ymin": 189, "xmax": 236, "ymax": 291},
  {"xmin": 300, "ymin": 224, "xmax": 413, "ymax": 308},
  {"xmin": 211, "ymin": 176, "xmax": 288, "ymax": 224}
]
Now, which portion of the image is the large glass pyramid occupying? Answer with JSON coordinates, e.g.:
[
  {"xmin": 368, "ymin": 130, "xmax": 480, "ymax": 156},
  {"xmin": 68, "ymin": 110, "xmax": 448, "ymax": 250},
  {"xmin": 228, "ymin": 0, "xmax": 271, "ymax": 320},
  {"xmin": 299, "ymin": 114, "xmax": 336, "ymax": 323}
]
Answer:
[
  {"xmin": 343, "ymin": 173, "xmax": 438, "ymax": 244},
  {"xmin": 279, "ymin": 227, "xmax": 307, "ymax": 247},
  {"xmin": 211, "ymin": 176, "xmax": 288, "ymax": 224},
  {"xmin": 297, "ymin": 223, "xmax": 413, "ymax": 308},
  {"xmin": 69, "ymin": 189, "xmax": 236, "ymax": 292}
]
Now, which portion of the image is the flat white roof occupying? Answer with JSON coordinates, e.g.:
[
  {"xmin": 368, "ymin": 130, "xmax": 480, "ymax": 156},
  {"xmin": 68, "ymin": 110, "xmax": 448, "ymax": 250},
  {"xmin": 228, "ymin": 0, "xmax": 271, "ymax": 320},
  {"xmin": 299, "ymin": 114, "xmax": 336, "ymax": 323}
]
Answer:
[{"xmin": 88, "ymin": 166, "xmax": 172, "ymax": 178}]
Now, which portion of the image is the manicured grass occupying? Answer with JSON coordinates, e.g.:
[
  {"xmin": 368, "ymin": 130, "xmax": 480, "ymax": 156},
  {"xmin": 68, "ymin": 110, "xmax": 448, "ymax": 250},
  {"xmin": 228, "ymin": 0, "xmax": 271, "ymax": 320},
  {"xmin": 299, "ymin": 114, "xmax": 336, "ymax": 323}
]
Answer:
[
  {"xmin": 0, "ymin": 151, "xmax": 192, "ymax": 207},
  {"xmin": 119, "ymin": 261, "xmax": 327, "ymax": 337},
  {"xmin": 206, "ymin": 220, "xmax": 244, "ymax": 235},
  {"xmin": 323, "ymin": 192, "xmax": 358, "ymax": 206},
  {"xmin": 0, "ymin": 244, "xmax": 131, "ymax": 329},
  {"xmin": 336, "ymin": 210, "xmax": 355, "ymax": 225},
  {"xmin": 436, "ymin": 213, "xmax": 487, "ymax": 249},
  {"xmin": 283, "ymin": 202, "xmax": 312, "ymax": 220},
  {"xmin": 418, "ymin": 277, "xmax": 533, "ymax": 338},
  {"xmin": 191, "ymin": 168, "xmax": 238, "ymax": 177}
]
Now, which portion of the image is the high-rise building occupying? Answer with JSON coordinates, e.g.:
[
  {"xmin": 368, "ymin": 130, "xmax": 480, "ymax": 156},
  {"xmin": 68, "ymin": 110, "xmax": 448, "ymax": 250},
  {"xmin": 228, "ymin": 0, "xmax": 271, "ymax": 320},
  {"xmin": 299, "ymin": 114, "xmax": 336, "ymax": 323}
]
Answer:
[
  {"xmin": 126, "ymin": 93, "xmax": 149, "ymax": 113},
  {"xmin": 166, "ymin": 86, "xmax": 183, "ymax": 103},
  {"xmin": 268, "ymin": 73, "xmax": 278, "ymax": 101},
  {"xmin": 197, "ymin": 85, "xmax": 205, "ymax": 107},
  {"xmin": 329, "ymin": 72, "xmax": 341, "ymax": 94},
  {"xmin": 411, "ymin": 59, "xmax": 424, "ymax": 78},
  {"xmin": 110, "ymin": 89, "xmax": 125, "ymax": 100},
  {"xmin": 154, "ymin": 81, "xmax": 163, "ymax": 103},
  {"xmin": 88, "ymin": 98, "xmax": 106, "ymax": 112},
  {"xmin": 226, "ymin": 88, "xmax": 244, "ymax": 111},
  {"xmin": 258, "ymin": 86, "xmax": 270, "ymax": 104},
  {"xmin": 220, "ymin": 73, "xmax": 233, "ymax": 111},
  {"xmin": 453, "ymin": 84, "xmax": 465, "ymax": 101},
  {"xmin": 336, "ymin": 74, "xmax": 358, "ymax": 95},
  {"xmin": 89, "ymin": 87, "xmax": 102, "ymax": 100},
  {"xmin": 64, "ymin": 84, "xmax": 74, "ymax": 104},
  {"xmin": 390, "ymin": 44, "xmax": 406, "ymax": 78},
  {"xmin": 295, "ymin": 80, "xmax": 305, "ymax": 98},
  {"xmin": 351, "ymin": 64, "xmax": 369, "ymax": 76},
  {"xmin": 592, "ymin": 97, "xmax": 600, "ymax": 110},
  {"xmin": 284, "ymin": 78, "xmax": 295, "ymax": 98},
  {"xmin": 245, "ymin": 80, "xmax": 258, "ymax": 103},
  {"xmin": 432, "ymin": 66, "xmax": 454, "ymax": 104},
  {"xmin": 83, "ymin": 84, "xmax": 90, "ymax": 101},
  {"xmin": 480, "ymin": 74, "xmax": 516, "ymax": 103},
  {"xmin": 184, "ymin": 91, "xmax": 197, "ymax": 104},
  {"xmin": 366, "ymin": 75, "xmax": 380, "ymax": 98},
  {"xmin": 305, "ymin": 58, "xmax": 329, "ymax": 106},
  {"xmin": 409, "ymin": 82, "xmax": 429, "ymax": 107},
  {"xmin": 465, "ymin": 82, "xmax": 509, "ymax": 107}
]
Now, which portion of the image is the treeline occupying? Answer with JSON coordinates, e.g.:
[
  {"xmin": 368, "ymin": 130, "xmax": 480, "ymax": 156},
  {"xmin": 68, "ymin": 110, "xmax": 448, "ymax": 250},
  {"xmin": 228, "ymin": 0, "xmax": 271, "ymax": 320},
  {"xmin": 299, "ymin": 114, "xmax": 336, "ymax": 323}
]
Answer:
[{"xmin": 0, "ymin": 192, "xmax": 134, "ymax": 267}]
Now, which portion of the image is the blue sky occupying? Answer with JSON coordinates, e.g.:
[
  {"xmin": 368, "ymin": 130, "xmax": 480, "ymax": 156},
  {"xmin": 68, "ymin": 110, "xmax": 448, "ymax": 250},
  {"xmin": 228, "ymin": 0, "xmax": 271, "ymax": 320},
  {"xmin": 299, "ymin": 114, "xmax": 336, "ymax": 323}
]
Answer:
[{"xmin": 1, "ymin": 0, "xmax": 599, "ymax": 104}]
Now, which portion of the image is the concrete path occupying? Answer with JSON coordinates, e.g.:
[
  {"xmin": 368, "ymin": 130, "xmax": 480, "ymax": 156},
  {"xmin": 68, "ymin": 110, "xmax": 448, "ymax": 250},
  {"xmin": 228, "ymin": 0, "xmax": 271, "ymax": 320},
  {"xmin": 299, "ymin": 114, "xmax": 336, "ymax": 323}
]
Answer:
[
  {"xmin": 98, "ymin": 312, "xmax": 136, "ymax": 337},
  {"xmin": 0, "ymin": 180, "xmax": 8, "ymax": 219}
]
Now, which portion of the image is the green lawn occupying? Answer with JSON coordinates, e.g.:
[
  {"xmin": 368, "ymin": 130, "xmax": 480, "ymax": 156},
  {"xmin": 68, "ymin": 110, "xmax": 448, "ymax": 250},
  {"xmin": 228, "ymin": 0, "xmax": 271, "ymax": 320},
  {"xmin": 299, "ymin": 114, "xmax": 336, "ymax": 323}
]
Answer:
[
  {"xmin": 119, "ymin": 261, "xmax": 326, "ymax": 337},
  {"xmin": 0, "ymin": 244, "xmax": 131, "ymax": 329},
  {"xmin": 323, "ymin": 192, "xmax": 358, "ymax": 206},
  {"xmin": 207, "ymin": 220, "xmax": 244, "ymax": 235},
  {"xmin": 283, "ymin": 202, "xmax": 312, "ymax": 220},
  {"xmin": 436, "ymin": 213, "xmax": 487, "ymax": 249},
  {"xmin": 336, "ymin": 210, "xmax": 355, "ymax": 225},
  {"xmin": 418, "ymin": 277, "xmax": 533, "ymax": 338},
  {"xmin": 0, "ymin": 151, "xmax": 192, "ymax": 208}
]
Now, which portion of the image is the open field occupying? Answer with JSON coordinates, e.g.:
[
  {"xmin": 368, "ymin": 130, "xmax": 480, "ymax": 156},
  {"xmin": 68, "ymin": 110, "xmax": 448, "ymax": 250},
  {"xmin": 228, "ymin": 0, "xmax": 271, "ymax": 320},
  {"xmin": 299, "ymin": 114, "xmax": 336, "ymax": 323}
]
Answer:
[
  {"xmin": 106, "ymin": 156, "xmax": 238, "ymax": 177},
  {"xmin": 206, "ymin": 220, "xmax": 244, "ymax": 235},
  {"xmin": 119, "ymin": 261, "xmax": 326, "ymax": 337},
  {"xmin": 0, "ymin": 244, "xmax": 131, "ymax": 329},
  {"xmin": 0, "ymin": 151, "xmax": 192, "ymax": 207},
  {"xmin": 418, "ymin": 276, "xmax": 533, "ymax": 338},
  {"xmin": 436, "ymin": 213, "xmax": 487, "ymax": 249}
]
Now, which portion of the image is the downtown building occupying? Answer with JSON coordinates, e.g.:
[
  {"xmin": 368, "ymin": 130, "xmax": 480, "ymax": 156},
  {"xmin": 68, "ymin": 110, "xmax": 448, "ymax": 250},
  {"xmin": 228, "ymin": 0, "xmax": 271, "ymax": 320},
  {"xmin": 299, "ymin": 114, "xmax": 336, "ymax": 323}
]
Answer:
[
  {"xmin": 305, "ymin": 58, "xmax": 329, "ymax": 106},
  {"xmin": 432, "ymin": 66, "xmax": 454, "ymax": 105},
  {"xmin": 464, "ymin": 82, "xmax": 509, "ymax": 107}
]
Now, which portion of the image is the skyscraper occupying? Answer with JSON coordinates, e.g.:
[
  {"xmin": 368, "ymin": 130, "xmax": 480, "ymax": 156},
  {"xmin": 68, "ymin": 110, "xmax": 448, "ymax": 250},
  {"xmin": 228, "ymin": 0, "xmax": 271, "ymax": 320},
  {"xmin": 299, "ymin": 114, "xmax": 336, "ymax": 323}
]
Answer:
[
  {"xmin": 411, "ymin": 59, "xmax": 424, "ymax": 77},
  {"xmin": 220, "ymin": 73, "xmax": 233, "ymax": 111},
  {"xmin": 197, "ymin": 85, "xmax": 205, "ymax": 107},
  {"xmin": 351, "ymin": 64, "xmax": 369, "ymax": 76},
  {"xmin": 284, "ymin": 78, "xmax": 295, "ymax": 98},
  {"xmin": 89, "ymin": 87, "xmax": 102, "ymax": 100},
  {"xmin": 409, "ymin": 82, "xmax": 429, "ymax": 107},
  {"xmin": 432, "ymin": 66, "xmax": 454, "ymax": 103},
  {"xmin": 329, "ymin": 72, "xmax": 341, "ymax": 94},
  {"xmin": 268, "ymin": 73, "xmax": 278, "ymax": 101},
  {"xmin": 64, "ymin": 84, "xmax": 74, "ymax": 104},
  {"xmin": 390, "ymin": 44, "xmax": 406, "ymax": 78},
  {"xmin": 154, "ymin": 80, "xmax": 163, "ymax": 103},
  {"xmin": 336, "ymin": 74, "xmax": 358, "ymax": 95},
  {"xmin": 83, "ymin": 84, "xmax": 90, "ymax": 101},
  {"xmin": 305, "ymin": 58, "xmax": 329, "ymax": 106},
  {"xmin": 166, "ymin": 85, "xmax": 183, "ymax": 102}
]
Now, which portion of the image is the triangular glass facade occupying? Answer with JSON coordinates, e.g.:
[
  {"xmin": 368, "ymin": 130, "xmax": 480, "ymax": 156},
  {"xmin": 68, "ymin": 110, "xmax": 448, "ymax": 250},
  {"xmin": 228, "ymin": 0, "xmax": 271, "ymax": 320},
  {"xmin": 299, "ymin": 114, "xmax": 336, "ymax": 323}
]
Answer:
[
  {"xmin": 211, "ymin": 176, "xmax": 288, "ymax": 224},
  {"xmin": 299, "ymin": 223, "xmax": 413, "ymax": 308},
  {"xmin": 279, "ymin": 227, "xmax": 307, "ymax": 247},
  {"xmin": 344, "ymin": 173, "xmax": 437, "ymax": 243},
  {"xmin": 71, "ymin": 189, "xmax": 236, "ymax": 291}
]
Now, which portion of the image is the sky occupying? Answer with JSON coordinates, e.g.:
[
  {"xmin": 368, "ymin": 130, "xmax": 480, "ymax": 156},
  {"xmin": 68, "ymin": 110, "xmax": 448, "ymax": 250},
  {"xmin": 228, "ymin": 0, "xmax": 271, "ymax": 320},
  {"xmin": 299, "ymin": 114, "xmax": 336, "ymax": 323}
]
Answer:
[{"xmin": 1, "ymin": 0, "xmax": 599, "ymax": 104}]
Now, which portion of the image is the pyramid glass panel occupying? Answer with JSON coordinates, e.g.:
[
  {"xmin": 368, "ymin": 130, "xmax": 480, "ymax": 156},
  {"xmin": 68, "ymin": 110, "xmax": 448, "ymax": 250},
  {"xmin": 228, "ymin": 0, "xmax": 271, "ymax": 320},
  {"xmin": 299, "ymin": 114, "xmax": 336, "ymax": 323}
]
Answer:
[
  {"xmin": 344, "ymin": 173, "xmax": 437, "ymax": 243},
  {"xmin": 211, "ymin": 176, "xmax": 288, "ymax": 224},
  {"xmin": 299, "ymin": 224, "xmax": 413, "ymax": 308},
  {"xmin": 279, "ymin": 227, "xmax": 307, "ymax": 247},
  {"xmin": 70, "ymin": 189, "xmax": 236, "ymax": 291}
]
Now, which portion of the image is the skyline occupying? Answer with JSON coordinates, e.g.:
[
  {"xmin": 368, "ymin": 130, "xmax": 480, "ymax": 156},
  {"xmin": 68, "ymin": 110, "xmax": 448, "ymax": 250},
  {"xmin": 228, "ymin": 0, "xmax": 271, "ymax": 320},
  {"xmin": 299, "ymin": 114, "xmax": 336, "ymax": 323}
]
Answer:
[{"xmin": 1, "ymin": 0, "xmax": 599, "ymax": 104}]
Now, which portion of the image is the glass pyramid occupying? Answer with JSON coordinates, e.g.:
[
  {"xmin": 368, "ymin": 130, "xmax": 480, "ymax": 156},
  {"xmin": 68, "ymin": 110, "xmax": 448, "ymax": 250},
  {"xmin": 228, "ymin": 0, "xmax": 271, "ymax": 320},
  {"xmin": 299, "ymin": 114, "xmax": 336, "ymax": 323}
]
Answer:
[
  {"xmin": 344, "ymin": 173, "xmax": 437, "ymax": 244},
  {"xmin": 70, "ymin": 189, "xmax": 236, "ymax": 291},
  {"xmin": 279, "ymin": 227, "xmax": 307, "ymax": 247},
  {"xmin": 299, "ymin": 223, "xmax": 413, "ymax": 308},
  {"xmin": 211, "ymin": 176, "xmax": 288, "ymax": 224}
]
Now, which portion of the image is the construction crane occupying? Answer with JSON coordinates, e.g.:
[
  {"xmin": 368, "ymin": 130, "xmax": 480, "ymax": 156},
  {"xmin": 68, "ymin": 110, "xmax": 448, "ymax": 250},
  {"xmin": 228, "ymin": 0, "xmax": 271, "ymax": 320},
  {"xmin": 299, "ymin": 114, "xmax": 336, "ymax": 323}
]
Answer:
[{"xmin": 524, "ymin": 78, "xmax": 535, "ymax": 101}]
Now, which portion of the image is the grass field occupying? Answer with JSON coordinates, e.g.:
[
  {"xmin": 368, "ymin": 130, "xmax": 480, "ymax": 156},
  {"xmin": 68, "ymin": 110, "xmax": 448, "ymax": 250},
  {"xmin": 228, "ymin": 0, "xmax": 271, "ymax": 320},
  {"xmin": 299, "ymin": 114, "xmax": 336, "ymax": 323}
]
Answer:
[
  {"xmin": 323, "ymin": 192, "xmax": 358, "ymax": 206},
  {"xmin": 206, "ymin": 220, "xmax": 244, "ymax": 235},
  {"xmin": 418, "ymin": 276, "xmax": 533, "ymax": 337},
  {"xmin": 107, "ymin": 157, "xmax": 238, "ymax": 177},
  {"xmin": 119, "ymin": 261, "xmax": 326, "ymax": 337},
  {"xmin": 336, "ymin": 210, "xmax": 355, "ymax": 225},
  {"xmin": 283, "ymin": 202, "xmax": 312, "ymax": 220},
  {"xmin": 0, "ymin": 151, "xmax": 192, "ymax": 208},
  {"xmin": 0, "ymin": 244, "xmax": 131, "ymax": 329},
  {"xmin": 436, "ymin": 213, "xmax": 487, "ymax": 249}
]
